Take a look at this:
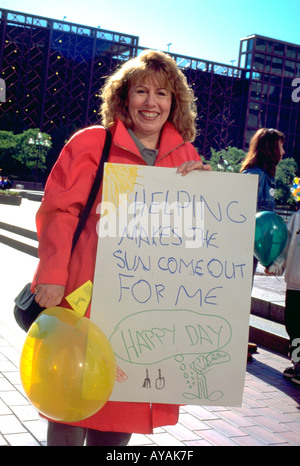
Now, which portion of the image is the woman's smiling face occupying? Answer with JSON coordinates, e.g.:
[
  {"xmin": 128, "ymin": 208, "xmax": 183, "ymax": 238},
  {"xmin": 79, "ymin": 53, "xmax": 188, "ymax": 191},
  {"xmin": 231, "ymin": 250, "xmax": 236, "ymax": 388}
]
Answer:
[{"xmin": 127, "ymin": 77, "xmax": 172, "ymax": 145}]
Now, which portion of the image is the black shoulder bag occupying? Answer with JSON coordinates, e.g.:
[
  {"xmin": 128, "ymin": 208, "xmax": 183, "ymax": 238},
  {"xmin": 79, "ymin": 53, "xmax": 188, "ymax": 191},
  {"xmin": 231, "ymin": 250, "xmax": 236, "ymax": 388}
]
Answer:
[{"xmin": 14, "ymin": 129, "xmax": 112, "ymax": 332}]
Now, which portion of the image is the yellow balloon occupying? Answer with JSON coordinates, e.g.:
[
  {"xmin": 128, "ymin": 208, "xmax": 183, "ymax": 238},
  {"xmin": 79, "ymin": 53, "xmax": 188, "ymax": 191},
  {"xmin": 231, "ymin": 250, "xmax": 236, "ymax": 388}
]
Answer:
[{"xmin": 19, "ymin": 307, "xmax": 116, "ymax": 422}]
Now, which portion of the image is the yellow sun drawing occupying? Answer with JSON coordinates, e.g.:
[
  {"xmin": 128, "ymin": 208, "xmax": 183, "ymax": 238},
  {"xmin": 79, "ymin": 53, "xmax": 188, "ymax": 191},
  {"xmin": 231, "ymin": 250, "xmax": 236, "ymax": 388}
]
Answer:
[{"xmin": 102, "ymin": 163, "xmax": 141, "ymax": 211}]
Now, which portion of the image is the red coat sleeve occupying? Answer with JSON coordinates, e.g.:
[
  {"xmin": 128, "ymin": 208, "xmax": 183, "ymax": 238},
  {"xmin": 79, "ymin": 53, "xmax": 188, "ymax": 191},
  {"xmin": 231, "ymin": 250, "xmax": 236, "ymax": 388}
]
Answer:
[{"xmin": 32, "ymin": 126, "xmax": 106, "ymax": 288}]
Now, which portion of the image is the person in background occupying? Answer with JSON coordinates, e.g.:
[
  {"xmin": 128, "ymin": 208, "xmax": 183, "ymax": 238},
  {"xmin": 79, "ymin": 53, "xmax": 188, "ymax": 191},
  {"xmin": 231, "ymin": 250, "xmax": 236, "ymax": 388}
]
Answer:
[
  {"xmin": 265, "ymin": 210, "xmax": 300, "ymax": 383},
  {"xmin": 240, "ymin": 128, "xmax": 285, "ymax": 360},
  {"xmin": 31, "ymin": 49, "xmax": 211, "ymax": 446},
  {"xmin": 240, "ymin": 128, "xmax": 285, "ymax": 212}
]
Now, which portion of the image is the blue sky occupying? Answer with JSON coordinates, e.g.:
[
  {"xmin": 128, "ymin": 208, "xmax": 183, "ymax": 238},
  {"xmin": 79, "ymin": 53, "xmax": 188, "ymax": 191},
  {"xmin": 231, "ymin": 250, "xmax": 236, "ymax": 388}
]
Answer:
[{"xmin": 1, "ymin": 0, "xmax": 300, "ymax": 65}]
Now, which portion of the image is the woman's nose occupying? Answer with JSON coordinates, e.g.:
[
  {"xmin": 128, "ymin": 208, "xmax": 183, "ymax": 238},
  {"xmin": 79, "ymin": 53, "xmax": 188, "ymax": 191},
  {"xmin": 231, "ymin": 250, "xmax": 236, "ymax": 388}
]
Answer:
[{"xmin": 144, "ymin": 91, "xmax": 156, "ymax": 106}]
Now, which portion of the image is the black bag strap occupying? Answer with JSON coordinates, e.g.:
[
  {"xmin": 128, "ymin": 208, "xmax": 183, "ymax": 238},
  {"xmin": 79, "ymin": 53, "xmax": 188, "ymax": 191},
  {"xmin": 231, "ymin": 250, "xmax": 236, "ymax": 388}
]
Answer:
[{"xmin": 71, "ymin": 128, "xmax": 112, "ymax": 253}]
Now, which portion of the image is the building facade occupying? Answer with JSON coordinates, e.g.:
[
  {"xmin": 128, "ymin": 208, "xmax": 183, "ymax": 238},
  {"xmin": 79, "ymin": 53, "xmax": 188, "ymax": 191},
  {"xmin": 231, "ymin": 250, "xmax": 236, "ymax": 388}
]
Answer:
[
  {"xmin": 0, "ymin": 9, "xmax": 299, "ymax": 169},
  {"xmin": 238, "ymin": 34, "xmax": 300, "ymax": 163}
]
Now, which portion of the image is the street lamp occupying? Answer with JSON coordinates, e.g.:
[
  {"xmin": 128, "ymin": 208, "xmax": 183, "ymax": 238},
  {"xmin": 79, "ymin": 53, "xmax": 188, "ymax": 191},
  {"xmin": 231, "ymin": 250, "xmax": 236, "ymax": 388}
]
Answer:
[{"xmin": 28, "ymin": 132, "xmax": 50, "ymax": 189}]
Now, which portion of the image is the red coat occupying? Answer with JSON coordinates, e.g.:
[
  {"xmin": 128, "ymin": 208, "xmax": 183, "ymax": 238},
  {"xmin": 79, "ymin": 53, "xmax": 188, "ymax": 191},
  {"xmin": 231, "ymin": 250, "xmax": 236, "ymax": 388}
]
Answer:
[{"xmin": 32, "ymin": 118, "xmax": 201, "ymax": 433}]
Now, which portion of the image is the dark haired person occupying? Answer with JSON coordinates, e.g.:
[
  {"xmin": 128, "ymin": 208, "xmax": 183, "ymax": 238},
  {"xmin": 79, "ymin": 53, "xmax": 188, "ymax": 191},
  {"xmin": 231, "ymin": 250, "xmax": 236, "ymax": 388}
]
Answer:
[{"xmin": 240, "ymin": 128, "xmax": 285, "ymax": 360}]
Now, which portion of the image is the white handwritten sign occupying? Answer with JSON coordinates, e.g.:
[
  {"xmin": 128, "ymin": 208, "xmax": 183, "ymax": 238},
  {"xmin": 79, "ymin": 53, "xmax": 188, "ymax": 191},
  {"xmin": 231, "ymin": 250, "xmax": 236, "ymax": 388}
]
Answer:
[{"xmin": 90, "ymin": 164, "xmax": 258, "ymax": 406}]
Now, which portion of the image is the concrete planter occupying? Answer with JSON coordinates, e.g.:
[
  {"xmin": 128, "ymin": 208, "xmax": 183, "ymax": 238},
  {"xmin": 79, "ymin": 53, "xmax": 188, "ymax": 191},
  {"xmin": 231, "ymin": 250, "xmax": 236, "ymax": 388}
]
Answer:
[{"xmin": 0, "ymin": 194, "xmax": 22, "ymax": 205}]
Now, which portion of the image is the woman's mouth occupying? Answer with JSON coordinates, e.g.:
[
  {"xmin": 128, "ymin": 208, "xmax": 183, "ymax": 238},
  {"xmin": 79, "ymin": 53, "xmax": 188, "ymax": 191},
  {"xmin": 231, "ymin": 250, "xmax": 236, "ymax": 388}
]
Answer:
[{"xmin": 140, "ymin": 111, "xmax": 159, "ymax": 119}]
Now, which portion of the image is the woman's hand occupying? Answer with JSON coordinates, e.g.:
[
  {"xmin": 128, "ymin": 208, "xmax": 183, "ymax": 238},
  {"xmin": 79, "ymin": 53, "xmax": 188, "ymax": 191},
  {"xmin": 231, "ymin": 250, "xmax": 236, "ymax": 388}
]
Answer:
[
  {"xmin": 177, "ymin": 160, "xmax": 212, "ymax": 176},
  {"xmin": 264, "ymin": 268, "xmax": 275, "ymax": 276},
  {"xmin": 35, "ymin": 284, "xmax": 65, "ymax": 308}
]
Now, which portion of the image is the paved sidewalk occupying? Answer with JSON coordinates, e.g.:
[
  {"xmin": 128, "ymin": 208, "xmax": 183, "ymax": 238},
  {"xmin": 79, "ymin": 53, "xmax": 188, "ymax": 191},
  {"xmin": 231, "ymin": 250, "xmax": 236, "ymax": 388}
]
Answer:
[{"xmin": 1, "ymin": 326, "xmax": 300, "ymax": 446}]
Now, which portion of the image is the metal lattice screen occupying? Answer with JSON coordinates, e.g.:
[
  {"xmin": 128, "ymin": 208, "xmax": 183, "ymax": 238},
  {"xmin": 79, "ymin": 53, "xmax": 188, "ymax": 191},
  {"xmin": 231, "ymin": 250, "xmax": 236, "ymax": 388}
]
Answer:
[
  {"xmin": 0, "ymin": 8, "xmax": 249, "ymax": 161},
  {"xmin": 182, "ymin": 65, "xmax": 248, "ymax": 157},
  {"xmin": 0, "ymin": 12, "xmax": 137, "ymax": 136}
]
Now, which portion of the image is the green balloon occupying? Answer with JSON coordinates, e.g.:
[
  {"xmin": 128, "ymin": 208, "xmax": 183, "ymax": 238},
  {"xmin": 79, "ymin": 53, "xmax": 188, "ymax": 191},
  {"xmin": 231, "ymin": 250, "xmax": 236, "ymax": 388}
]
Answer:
[{"xmin": 254, "ymin": 211, "xmax": 288, "ymax": 267}]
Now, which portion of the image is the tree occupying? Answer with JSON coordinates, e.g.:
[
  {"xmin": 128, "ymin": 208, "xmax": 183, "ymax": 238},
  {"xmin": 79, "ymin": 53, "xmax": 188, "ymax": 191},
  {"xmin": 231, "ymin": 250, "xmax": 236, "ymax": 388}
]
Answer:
[
  {"xmin": 15, "ymin": 129, "xmax": 51, "ymax": 172},
  {"xmin": 0, "ymin": 130, "xmax": 16, "ymax": 150},
  {"xmin": 208, "ymin": 146, "xmax": 246, "ymax": 173},
  {"xmin": 0, "ymin": 128, "xmax": 51, "ymax": 180},
  {"xmin": 204, "ymin": 146, "xmax": 298, "ymax": 208},
  {"xmin": 275, "ymin": 158, "xmax": 298, "ymax": 206},
  {"xmin": 0, "ymin": 130, "xmax": 19, "ymax": 174}
]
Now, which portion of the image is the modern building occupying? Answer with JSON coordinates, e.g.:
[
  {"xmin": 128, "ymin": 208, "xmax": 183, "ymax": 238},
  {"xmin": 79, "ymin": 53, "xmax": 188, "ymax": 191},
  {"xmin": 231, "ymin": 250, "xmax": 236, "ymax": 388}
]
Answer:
[
  {"xmin": 238, "ymin": 34, "xmax": 300, "ymax": 161},
  {"xmin": 0, "ymin": 8, "xmax": 299, "ymax": 170}
]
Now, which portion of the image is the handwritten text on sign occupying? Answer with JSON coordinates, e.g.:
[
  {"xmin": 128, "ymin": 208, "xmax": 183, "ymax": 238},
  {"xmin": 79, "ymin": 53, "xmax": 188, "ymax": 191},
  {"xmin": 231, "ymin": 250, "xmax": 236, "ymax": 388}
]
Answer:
[{"xmin": 90, "ymin": 165, "xmax": 258, "ymax": 406}]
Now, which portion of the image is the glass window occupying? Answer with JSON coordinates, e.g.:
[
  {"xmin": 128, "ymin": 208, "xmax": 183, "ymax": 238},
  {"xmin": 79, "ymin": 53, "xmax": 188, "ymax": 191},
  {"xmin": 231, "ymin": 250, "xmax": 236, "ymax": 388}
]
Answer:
[
  {"xmin": 253, "ymin": 53, "xmax": 265, "ymax": 71},
  {"xmin": 253, "ymin": 71, "xmax": 262, "ymax": 81},
  {"xmin": 281, "ymin": 86, "xmax": 293, "ymax": 107},
  {"xmin": 249, "ymin": 101, "xmax": 260, "ymax": 112},
  {"xmin": 268, "ymin": 85, "xmax": 280, "ymax": 104},
  {"xmin": 250, "ymin": 82, "xmax": 268, "ymax": 101},
  {"xmin": 283, "ymin": 76, "xmax": 294, "ymax": 87},
  {"xmin": 244, "ymin": 38, "xmax": 254, "ymax": 52},
  {"xmin": 265, "ymin": 56, "xmax": 272, "ymax": 73},
  {"xmin": 279, "ymin": 106, "xmax": 290, "ymax": 132},
  {"xmin": 273, "ymin": 42, "xmax": 284, "ymax": 56},
  {"xmin": 260, "ymin": 103, "xmax": 267, "ymax": 126},
  {"xmin": 262, "ymin": 83, "xmax": 269, "ymax": 99},
  {"xmin": 266, "ymin": 41, "xmax": 273, "ymax": 53},
  {"xmin": 245, "ymin": 130, "xmax": 256, "ymax": 148},
  {"xmin": 271, "ymin": 57, "xmax": 283, "ymax": 75},
  {"xmin": 248, "ymin": 102, "xmax": 260, "ymax": 127},
  {"xmin": 286, "ymin": 46, "xmax": 297, "ymax": 59},
  {"xmin": 285, "ymin": 60, "xmax": 296, "ymax": 77},
  {"xmin": 241, "ymin": 40, "xmax": 248, "ymax": 53},
  {"xmin": 265, "ymin": 105, "xmax": 278, "ymax": 128},
  {"xmin": 289, "ymin": 111, "xmax": 297, "ymax": 133},
  {"xmin": 248, "ymin": 113, "xmax": 259, "ymax": 128},
  {"xmin": 287, "ymin": 136, "xmax": 297, "ymax": 160},
  {"xmin": 250, "ymin": 82, "xmax": 262, "ymax": 100},
  {"xmin": 256, "ymin": 38, "xmax": 266, "ymax": 51},
  {"xmin": 262, "ymin": 73, "xmax": 271, "ymax": 84},
  {"xmin": 239, "ymin": 54, "xmax": 246, "ymax": 68},
  {"xmin": 270, "ymin": 75, "xmax": 282, "ymax": 85},
  {"xmin": 246, "ymin": 53, "xmax": 252, "ymax": 69},
  {"xmin": 249, "ymin": 101, "xmax": 260, "ymax": 110}
]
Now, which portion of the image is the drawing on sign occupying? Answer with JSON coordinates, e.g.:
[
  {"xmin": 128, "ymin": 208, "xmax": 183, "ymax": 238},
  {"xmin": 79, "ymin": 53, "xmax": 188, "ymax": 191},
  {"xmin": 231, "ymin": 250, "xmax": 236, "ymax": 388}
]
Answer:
[{"xmin": 110, "ymin": 308, "xmax": 231, "ymax": 401}]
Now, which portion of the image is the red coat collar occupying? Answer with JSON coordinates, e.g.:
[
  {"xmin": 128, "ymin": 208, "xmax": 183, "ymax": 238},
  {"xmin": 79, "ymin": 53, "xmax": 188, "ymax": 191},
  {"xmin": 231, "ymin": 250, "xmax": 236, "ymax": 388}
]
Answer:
[
  {"xmin": 110, "ymin": 119, "xmax": 184, "ymax": 161},
  {"xmin": 158, "ymin": 121, "xmax": 184, "ymax": 160}
]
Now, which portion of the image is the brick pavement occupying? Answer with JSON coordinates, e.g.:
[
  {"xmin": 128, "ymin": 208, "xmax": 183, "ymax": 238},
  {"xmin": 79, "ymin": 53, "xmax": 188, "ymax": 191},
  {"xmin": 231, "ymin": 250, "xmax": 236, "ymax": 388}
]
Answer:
[{"xmin": 1, "ymin": 324, "xmax": 300, "ymax": 446}]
